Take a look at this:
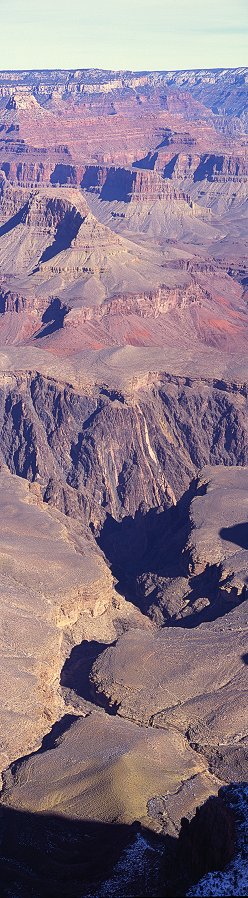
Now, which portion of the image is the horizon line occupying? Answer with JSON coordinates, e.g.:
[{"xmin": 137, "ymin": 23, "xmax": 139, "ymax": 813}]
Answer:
[{"xmin": 0, "ymin": 65, "xmax": 247, "ymax": 75}]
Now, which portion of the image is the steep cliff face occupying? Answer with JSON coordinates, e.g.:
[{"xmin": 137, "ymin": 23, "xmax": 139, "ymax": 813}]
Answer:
[
  {"xmin": 99, "ymin": 466, "xmax": 248, "ymax": 626},
  {"xmin": 0, "ymin": 372, "xmax": 247, "ymax": 531},
  {"xmin": 0, "ymin": 65, "xmax": 247, "ymax": 898},
  {"xmin": 0, "ymin": 172, "xmax": 28, "ymax": 219},
  {"xmin": 24, "ymin": 193, "xmax": 84, "ymax": 232},
  {"xmin": 2, "ymin": 153, "xmax": 247, "ymax": 192},
  {"xmin": 160, "ymin": 152, "xmax": 248, "ymax": 182},
  {"xmin": 0, "ymin": 288, "xmax": 28, "ymax": 312},
  {"xmin": 0, "ymin": 466, "xmax": 247, "ymax": 897},
  {"xmin": 81, "ymin": 164, "xmax": 192, "ymax": 203},
  {"xmin": 0, "ymin": 175, "xmax": 87, "ymax": 229},
  {"xmin": 188, "ymin": 784, "xmax": 248, "ymax": 898},
  {"xmin": 0, "ymin": 465, "xmax": 115, "ymax": 780},
  {"xmin": 193, "ymin": 153, "xmax": 248, "ymax": 183},
  {"xmin": 0, "ymin": 154, "xmax": 74, "ymax": 188},
  {"xmin": 165, "ymin": 790, "xmax": 236, "ymax": 896}
]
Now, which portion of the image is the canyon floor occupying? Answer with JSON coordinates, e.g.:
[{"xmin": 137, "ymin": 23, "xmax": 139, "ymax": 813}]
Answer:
[{"xmin": 0, "ymin": 66, "xmax": 247, "ymax": 896}]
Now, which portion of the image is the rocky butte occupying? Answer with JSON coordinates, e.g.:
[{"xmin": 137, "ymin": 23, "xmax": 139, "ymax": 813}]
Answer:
[{"xmin": 0, "ymin": 67, "xmax": 247, "ymax": 897}]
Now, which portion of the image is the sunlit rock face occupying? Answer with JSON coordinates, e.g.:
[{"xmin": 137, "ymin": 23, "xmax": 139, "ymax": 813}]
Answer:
[{"xmin": 0, "ymin": 66, "xmax": 247, "ymax": 898}]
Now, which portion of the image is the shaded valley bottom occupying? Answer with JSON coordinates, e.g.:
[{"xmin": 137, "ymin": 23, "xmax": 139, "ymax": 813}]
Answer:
[
  {"xmin": 0, "ymin": 785, "xmax": 242, "ymax": 898},
  {"xmin": 0, "ymin": 465, "xmax": 247, "ymax": 895}
]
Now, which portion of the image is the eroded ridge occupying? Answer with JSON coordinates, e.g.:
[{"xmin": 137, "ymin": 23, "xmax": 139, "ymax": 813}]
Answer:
[{"xmin": 0, "ymin": 64, "xmax": 247, "ymax": 898}]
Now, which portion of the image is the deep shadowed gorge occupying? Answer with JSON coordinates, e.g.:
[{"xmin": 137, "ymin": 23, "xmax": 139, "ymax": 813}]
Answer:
[{"xmin": 0, "ymin": 66, "xmax": 247, "ymax": 897}]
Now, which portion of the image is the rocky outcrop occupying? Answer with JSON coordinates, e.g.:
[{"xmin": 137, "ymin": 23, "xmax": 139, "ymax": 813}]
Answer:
[
  {"xmin": 0, "ymin": 65, "xmax": 247, "ymax": 898},
  {"xmin": 0, "ymin": 147, "xmax": 248, "ymax": 189},
  {"xmin": 0, "ymin": 288, "xmax": 28, "ymax": 312},
  {"xmin": 0, "ymin": 465, "xmax": 115, "ymax": 779},
  {"xmin": 160, "ymin": 152, "xmax": 248, "ymax": 183},
  {"xmin": 123, "ymin": 465, "xmax": 248, "ymax": 625},
  {"xmin": 131, "ymin": 169, "xmax": 192, "ymax": 202},
  {"xmin": 23, "ymin": 192, "xmax": 85, "ymax": 233},
  {"xmin": 0, "ymin": 373, "xmax": 248, "ymax": 531},
  {"xmin": 188, "ymin": 784, "xmax": 248, "ymax": 897},
  {"xmin": 0, "ymin": 172, "xmax": 28, "ymax": 219},
  {"xmin": 81, "ymin": 164, "xmax": 192, "ymax": 204},
  {"xmin": 0, "ymin": 465, "xmax": 247, "ymax": 896},
  {"xmin": 193, "ymin": 154, "xmax": 248, "ymax": 183},
  {"xmin": 164, "ymin": 790, "xmax": 236, "ymax": 896},
  {"xmin": 62, "ymin": 282, "xmax": 207, "ymax": 324},
  {"xmin": 0, "ymin": 154, "xmax": 73, "ymax": 188},
  {"xmin": 90, "ymin": 596, "xmax": 248, "ymax": 743},
  {"xmin": 7, "ymin": 151, "xmax": 245, "ymax": 192}
]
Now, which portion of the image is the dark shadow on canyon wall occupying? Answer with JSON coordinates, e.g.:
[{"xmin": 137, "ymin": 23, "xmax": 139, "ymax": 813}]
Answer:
[
  {"xmin": 193, "ymin": 154, "xmax": 222, "ymax": 182},
  {"xmin": 0, "ymin": 806, "xmax": 157, "ymax": 898},
  {"xmin": 98, "ymin": 501, "xmax": 184, "ymax": 581},
  {"xmin": 220, "ymin": 522, "xmax": 248, "ymax": 550},
  {"xmin": 0, "ymin": 201, "xmax": 29, "ymax": 237},
  {"xmin": 100, "ymin": 168, "xmax": 135, "ymax": 202},
  {"xmin": 8, "ymin": 715, "xmax": 80, "ymax": 782},
  {"xmin": 39, "ymin": 209, "xmax": 83, "ymax": 264},
  {"xmin": 81, "ymin": 165, "xmax": 100, "ymax": 190},
  {"xmin": 156, "ymin": 130, "xmax": 172, "ymax": 149},
  {"xmin": 0, "ymin": 785, "xmax": 238, "ymax": 897},
  {"xmin": 35, "ymin": 297, "xmax": 69, "ymax": 338},
  {"xmin": 132, "ymin": 151, "xmax": 158, "ymax": 170},
  {"xmin": 60, "ymin": 639, "xmax": 112, "ymax": 705},
  {"xmin": 163, "ymin": 154, "xmax": 178, "ymax": 178},
  {"xmin": 98, "ymin": 490, "xmax": 247, "ymax": 628},
  {"xmin": 50, "ymin": 164, "xmax": 77, "ymax": 186}
]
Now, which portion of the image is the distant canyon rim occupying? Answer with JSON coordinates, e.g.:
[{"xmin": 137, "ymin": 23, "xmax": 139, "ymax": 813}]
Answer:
[{"xmin": 0, "ymin": 66, "xmax": 247, "ymax": 897}]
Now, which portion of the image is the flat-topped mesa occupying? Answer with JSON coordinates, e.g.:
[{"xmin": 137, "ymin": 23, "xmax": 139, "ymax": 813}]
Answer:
[
  {"xmin": 65, "ymin": 72, "xmax": 152, "ymax": 95},
  {"xmin": 24, "ymin": 192, "xmax": 86, "ymax": 233},
  {"xmin": 0, "ymin": 67, "xmax": 246, "ymax": 113},
  {"xmin": 6, "ymin": 91, "xmax": 40, "ymax": 111},
  {"xmin": 0, "ymin": 181, "xmax": 87, "ymax": 243}
]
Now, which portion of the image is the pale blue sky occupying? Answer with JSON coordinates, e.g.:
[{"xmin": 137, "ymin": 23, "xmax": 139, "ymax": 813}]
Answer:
[{"xmin": 0, "ymin": 0, "xmax": 247, "ymax": 71}]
